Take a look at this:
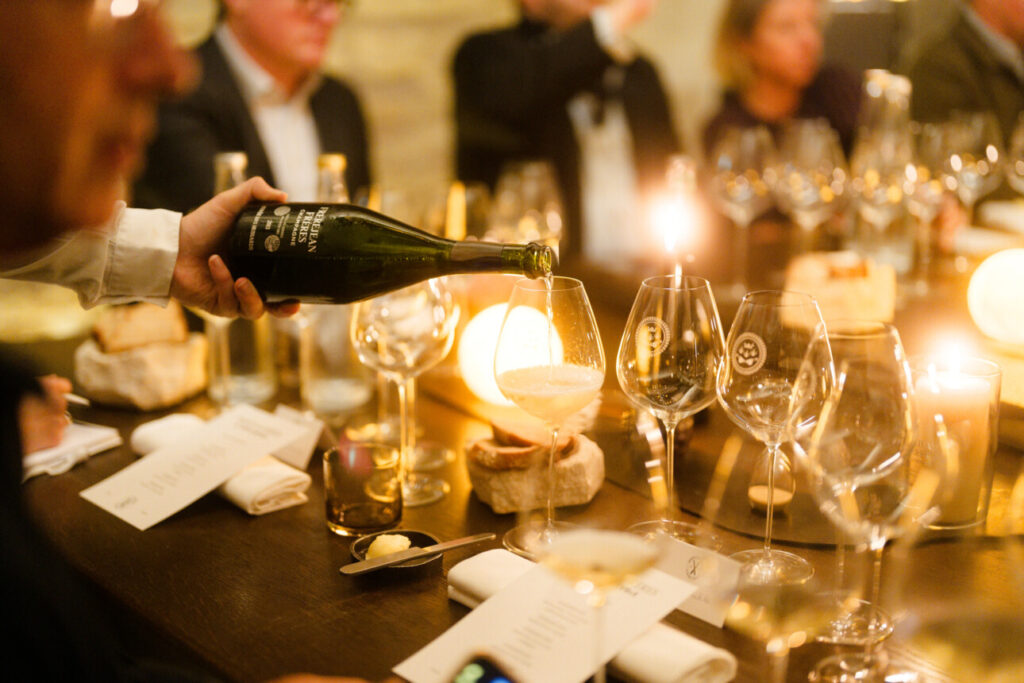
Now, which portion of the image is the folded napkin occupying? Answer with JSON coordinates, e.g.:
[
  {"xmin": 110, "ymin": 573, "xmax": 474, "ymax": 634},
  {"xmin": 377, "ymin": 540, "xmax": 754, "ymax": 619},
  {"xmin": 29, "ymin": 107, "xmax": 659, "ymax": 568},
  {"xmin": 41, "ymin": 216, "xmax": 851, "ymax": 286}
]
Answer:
[
  {"xmin": 447, "ymin": 549, "xmax": 737, "ymax": 683},
  {"xmin": 22, "ymin": 422, "xmax": 122, "ymax": 481},
  {"xmin": 130, "ymin": 412, "xmax": 313, "ymax": 516}
]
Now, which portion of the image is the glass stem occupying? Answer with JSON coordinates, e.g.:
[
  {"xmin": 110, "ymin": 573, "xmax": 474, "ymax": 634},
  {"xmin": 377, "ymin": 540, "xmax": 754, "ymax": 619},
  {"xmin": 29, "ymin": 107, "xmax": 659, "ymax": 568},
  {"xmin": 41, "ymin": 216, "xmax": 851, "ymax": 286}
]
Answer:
[
  {"xmin": 663, "ymin": 421, "xmax": 677, "ymax": 525},
  {"xmin": 375, "ymin": 372, "xmax": 390, "ymax": 425},
  {"xmin": 545, "ymin": 426, "xmax": 560, "ymax": 528},
  {"xmin": 591, "ymin": 595, "xmax": 607, "ymax": 683},
  {"xmin": 835, "ymin": 532, "xmax": 847, "ymax": 608},
  {"xmin": 767, "ymin": 644, "xmax": 789, "ymax": 683},
  {"xmin": 395, "ymin": 379, "xmax": 409, "ymax": 488},
  {"xmin": 735, "ymin": 219, "xmax": 749, "ymax": 292},
  {"xmin": 763, "ymin": 444, "xmax": 779, "ymax": 558},
  {"xmin": 404, "ymin": 377, "xmax": 418, "ymax": 455},
  {"xmin": 868, "ymin": 542, "xmax": 885, "ymax": 654}
]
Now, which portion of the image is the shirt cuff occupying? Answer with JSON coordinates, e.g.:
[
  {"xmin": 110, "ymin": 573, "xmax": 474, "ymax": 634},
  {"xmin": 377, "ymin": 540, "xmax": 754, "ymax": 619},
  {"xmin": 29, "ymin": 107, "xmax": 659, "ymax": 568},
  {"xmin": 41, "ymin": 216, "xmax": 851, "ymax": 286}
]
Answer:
[
  {"xmin": 591, "ymin": 8, "xmax": 636, "ymax": 64},
  {"xmin": 101, "ymin": 206, "xmax": 181, "ymax": 305}
]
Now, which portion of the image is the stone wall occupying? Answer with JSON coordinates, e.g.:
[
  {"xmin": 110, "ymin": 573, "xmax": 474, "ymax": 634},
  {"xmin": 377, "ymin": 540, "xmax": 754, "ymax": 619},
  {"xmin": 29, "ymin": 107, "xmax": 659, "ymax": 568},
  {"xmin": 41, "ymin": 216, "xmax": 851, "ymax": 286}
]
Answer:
[{"xmin": 162, "ymin": 0, "xmax": 726, "ymax": 212}]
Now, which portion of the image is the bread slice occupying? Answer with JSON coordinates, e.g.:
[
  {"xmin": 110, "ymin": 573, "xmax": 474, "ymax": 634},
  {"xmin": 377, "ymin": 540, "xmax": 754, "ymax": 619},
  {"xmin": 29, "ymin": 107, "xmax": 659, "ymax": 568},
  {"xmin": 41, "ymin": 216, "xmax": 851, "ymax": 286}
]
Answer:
[{"xmin": 92, "ymin": 301, "xmax": 188, "ymax": 353}]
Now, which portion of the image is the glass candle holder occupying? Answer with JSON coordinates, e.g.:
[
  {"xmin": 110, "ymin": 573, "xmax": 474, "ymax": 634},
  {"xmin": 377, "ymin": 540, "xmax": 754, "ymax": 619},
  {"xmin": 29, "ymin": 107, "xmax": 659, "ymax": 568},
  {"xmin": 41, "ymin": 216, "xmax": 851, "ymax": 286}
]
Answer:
[{"xmin": 912, "ymin": 356, "xmax": 1001, "ymax": 530}]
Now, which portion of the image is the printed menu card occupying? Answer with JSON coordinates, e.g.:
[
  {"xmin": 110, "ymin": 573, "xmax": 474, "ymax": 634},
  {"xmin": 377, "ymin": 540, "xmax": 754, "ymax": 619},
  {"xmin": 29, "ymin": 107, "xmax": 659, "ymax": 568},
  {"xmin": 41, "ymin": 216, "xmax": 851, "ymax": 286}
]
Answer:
[
  {"xmin": 81, "ymin": 405, "xmax": 308, "ymax": 530},
  {"xmin": 394, "ymin": 564, "xmax": 695, "ymax": 683}
]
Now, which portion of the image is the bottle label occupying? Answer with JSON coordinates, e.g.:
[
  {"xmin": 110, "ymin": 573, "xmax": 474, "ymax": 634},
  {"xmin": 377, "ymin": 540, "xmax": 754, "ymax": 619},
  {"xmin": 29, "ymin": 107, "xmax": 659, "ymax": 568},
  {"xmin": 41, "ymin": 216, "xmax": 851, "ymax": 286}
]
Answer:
[{"xmin": 241, "ymin": 204, "xmax": 330, "ymax": 255}]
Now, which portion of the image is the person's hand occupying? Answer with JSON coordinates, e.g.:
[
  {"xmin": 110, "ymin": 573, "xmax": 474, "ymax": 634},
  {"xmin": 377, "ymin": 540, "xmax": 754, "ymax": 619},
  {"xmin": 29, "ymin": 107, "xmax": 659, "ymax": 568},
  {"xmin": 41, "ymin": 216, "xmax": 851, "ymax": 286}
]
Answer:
[
  {"xmin": 171, "ymin": 177, "xmax": 300, "ymax": 319},
  {"xmin": 18, "ymin": 375, "xmax": 72, "ymax": 455},
  {"xmin": 605, "ymin": 0, "xmax": 657, "ymax": 33}
]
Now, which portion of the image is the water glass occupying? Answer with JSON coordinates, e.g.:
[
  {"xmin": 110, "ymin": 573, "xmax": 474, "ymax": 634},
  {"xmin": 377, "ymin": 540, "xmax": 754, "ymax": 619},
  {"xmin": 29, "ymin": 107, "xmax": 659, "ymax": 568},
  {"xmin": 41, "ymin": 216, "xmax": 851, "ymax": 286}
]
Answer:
[
  {"xmin": 324, "ymin": 442, "xmax": 402, "ymax": 537},
  {"xmin": 300, "ymin": 304, "xmax": 373, "ymax": 421},
  {"xmin": 205, "ymin": 315, "xmax": 276, "ymax": 405}
]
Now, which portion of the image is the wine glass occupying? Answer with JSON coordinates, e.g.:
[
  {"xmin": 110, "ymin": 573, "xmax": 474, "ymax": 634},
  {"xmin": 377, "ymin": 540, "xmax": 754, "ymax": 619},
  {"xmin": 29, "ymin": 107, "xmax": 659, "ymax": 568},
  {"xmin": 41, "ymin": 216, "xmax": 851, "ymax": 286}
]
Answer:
[
  {"xmin": 539, "ymin": 522, "xmax": 666, "ymax": 683},
  {"xmin": 773, "ymin": 119, "xmax": 847, "ymax": 253},
  {"xmin": 616, "ymin": 275, "xmax": 725, "ymax": 545},
  {"xmin": 494, "ymin": 276, "xmax": 604, "ymax": 558},
  {"xmin": 1005, "ymin": 113, "xmax": 1024, "ymax": 196},
  {"xmin": 789, "ymin": 320, "xmax": 912, "ymax": 646},
  {"xmin": 487, "ymin": 160, "xmax": 564, "ymax": 253},
  {"xmin": 350, "ymin": 278, "xmax": 460, "ymax": 506},
  {"xmin": 716, "ymin": 289, "xmax": 823, "ymax": 584},
  {"xmin": 939, "ymin": 111, "xmax": 1004, "ymax": 224},
  {"xmin": 849, "ymin": 127, "xmax": 915, "ymax": 274},
  {"xmin": 706, "ymin": 126, "xmax": 776, "ymax": 298},
  {"xmin": 794, "ymin": 320, "xmax": 952, "ymax": 678},
  {"xmin": 905, "ymin": 122, "xmax": 949, "ymax": 293}
]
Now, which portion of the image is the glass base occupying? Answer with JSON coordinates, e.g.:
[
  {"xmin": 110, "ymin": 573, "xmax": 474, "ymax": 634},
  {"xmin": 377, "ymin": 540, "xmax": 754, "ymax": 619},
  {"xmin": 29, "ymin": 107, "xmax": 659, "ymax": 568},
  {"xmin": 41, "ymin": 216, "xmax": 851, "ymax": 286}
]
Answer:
[
  {"xmin": 627, "ymin": 520, "xmax": 723, "ymax": 551},
  {"xmin": 502, "ymin": 520, "xmax": 576, "ymax": 560},
  {"xmin": 809, "ymin": 652, "xmax": 922, "ymax": 683},
  {"xmin": 816, "ymin": 599, "xmax": 894, "ymax": 646},
  {"xmin": 409, "ymin": 440, "xmax": 456, "ymax": 471},
  {"xmin": 402, "ymin": 473, "xmax": 449, "ymax": 507},
  {"xmin": 731, "ymin": 548, "xmax": 814, "ymax": 585},
  {"xmin": 344, "ymin": 418, "xmax": 399, "ymax": 443}
]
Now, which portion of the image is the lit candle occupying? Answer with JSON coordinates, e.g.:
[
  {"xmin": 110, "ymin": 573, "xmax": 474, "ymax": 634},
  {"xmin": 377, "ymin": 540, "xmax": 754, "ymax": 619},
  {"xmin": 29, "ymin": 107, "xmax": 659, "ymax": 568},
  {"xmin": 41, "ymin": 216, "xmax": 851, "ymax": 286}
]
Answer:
[{"xmin": 915, "ymin": 356, "xmax": 996, "ymax": 525}]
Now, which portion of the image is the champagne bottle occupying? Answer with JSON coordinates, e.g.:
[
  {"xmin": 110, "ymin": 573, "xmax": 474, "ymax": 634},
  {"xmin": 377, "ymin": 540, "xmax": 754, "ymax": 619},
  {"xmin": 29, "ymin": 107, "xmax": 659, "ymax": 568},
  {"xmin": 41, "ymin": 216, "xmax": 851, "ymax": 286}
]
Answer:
[{"xmin": 223, "ymin": 202, "xmax": 555, "ymax": 304}]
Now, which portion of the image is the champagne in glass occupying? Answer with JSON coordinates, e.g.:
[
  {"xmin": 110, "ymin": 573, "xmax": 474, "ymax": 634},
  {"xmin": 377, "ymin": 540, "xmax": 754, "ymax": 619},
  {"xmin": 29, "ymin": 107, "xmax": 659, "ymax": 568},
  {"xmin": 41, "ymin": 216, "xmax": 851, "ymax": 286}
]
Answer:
[
  {"xmin": 716, "ymin": 290, "xmax": 823, "ymax": 585},
  {"xmin": 616, "ymin": 275, "xmax": 725, "ymax": 545},
  {"xmin": 495, "ymin": 276, "xmax": 605, "ymax": 558}
]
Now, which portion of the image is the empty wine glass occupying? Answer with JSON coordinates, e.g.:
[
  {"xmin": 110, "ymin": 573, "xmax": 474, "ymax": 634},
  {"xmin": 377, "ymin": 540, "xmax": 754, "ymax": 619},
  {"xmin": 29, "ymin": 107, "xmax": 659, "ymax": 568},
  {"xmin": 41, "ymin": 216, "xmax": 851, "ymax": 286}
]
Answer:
[
  {"xmin": 905, "ymin": 122, "xmax": 949, "ymax": 292},
  {"xmin": 716, "ymin": 290, "xmax": 823, "ymax": 585},
  {"xmin": 794, "ymin": 320, "xmax": 952, "ymax": 678},
  {"xmin": 616, "ymin": 275, "xmax": 725, "ymax": 545},
  {"xmin": 706, "ymin": 126, "xmax": 776, "ymax": 298},
  {"xmin": 351, "ymin": 278, "xmax": 460, "ymax": 506},
  {"xmin": 487, "ymin": 160, "xmax": 564, "ymax": 253},
  {"xmin": 773, "ymin": 119, "xmax": 848, "ymax": 253},
  {"xmin": 494, "ymin": 276, "xmax": 604, "ymax": 558},
  {"xmin": 1005, "ymin": 113, "xmax": 1024, "ymax": 196},
  {"xmin": 849, "ymin": 128, "xmax": 915, "ymax": 274},
  {"xmin": 939, "ymin": 111, "xmax": 1004, "ymax": 224}
]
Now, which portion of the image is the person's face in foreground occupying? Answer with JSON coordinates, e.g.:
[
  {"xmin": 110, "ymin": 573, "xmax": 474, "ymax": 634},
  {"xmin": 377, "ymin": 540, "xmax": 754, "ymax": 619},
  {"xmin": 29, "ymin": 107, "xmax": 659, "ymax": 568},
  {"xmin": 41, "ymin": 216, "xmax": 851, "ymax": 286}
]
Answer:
[{"xmin": 0, "ymin": 0, "xmax": 194, "ymax": 252}]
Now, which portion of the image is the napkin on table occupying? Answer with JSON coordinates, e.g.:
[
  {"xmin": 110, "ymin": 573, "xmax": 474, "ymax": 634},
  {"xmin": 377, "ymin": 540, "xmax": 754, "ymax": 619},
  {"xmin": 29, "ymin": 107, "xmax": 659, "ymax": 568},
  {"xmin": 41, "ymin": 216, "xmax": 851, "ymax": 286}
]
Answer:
[
  {"xmin": 447, "ymin": 549, "xmax": 737, "ymax": 683},
  {"xmin": 130, "ymin": 411, "xmax": 316, "ymax": 515},
  {"xmin": 22, "ymin": 422, "xmax": 122, "ymax": 481}
]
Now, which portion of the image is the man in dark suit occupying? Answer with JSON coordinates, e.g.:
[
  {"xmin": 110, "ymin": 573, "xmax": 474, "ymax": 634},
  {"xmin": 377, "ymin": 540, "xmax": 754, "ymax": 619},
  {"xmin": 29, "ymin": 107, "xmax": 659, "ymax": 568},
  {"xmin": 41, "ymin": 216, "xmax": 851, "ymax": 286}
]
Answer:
[
  {"xmin": 134, "ymin": 0, "xmax": 371, "ymax": 211},
  {"xmin": 453, "ymin": 0, "xmax": 680, "ymax": 259},
  {"xmin": 906, "ymin": 0, "xmax": 1024, "ymax": 144}
]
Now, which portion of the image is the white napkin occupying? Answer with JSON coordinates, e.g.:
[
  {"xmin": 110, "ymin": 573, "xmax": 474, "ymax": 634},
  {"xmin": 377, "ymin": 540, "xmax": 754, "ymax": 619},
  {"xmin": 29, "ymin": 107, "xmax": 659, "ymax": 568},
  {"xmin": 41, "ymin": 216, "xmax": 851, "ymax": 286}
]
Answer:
[
  {"xmin": 978, "ymin": 200, "xmax": 1024, "ymax": 235},
  {"xmin": 22, "ymin": 422, "xmax": 122, "ymax": 481},
  {"xmin": 447, "ymin": 549, "xmax": 737, "ymax": 683},
  {"xmin": 130, "ymin": 412, "xmax": 313, "ymax": 516}
]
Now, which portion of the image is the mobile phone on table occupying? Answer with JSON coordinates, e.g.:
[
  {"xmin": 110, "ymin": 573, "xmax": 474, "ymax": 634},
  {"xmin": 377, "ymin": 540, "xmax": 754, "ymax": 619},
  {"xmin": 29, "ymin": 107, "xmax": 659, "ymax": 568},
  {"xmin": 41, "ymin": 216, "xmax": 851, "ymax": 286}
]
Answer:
[{"xmin": 451, "ymin": 654, "xmax": 518, "ymax": 683}]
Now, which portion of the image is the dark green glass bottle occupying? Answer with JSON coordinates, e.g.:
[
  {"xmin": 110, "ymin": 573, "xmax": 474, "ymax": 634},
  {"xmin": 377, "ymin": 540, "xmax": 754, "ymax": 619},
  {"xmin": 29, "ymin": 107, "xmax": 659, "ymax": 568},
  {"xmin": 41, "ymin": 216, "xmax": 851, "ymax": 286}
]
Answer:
[{"xmin": 223, "ymin": 202, "xmax": 555, "ymax": 304}]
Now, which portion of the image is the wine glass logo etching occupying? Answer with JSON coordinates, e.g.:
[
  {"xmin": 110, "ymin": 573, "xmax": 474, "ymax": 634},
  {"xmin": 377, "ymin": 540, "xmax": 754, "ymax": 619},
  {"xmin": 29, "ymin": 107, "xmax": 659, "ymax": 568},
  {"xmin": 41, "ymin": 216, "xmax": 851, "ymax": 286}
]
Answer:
[
  {"xmin": 637, "ymin": 316, "xmax": 671, "ymax": 356},
  {"xmin": 732, "ymin": 332, "xmax": 767, "ymax": 375}
]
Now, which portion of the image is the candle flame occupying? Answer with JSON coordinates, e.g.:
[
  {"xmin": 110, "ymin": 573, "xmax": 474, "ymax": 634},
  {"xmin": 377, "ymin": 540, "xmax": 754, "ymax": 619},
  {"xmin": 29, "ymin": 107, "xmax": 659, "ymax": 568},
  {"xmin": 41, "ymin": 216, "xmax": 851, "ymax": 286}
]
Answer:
[{"xmin": 651, "ymin": 194, "xmax": 697, "ymax": 255}]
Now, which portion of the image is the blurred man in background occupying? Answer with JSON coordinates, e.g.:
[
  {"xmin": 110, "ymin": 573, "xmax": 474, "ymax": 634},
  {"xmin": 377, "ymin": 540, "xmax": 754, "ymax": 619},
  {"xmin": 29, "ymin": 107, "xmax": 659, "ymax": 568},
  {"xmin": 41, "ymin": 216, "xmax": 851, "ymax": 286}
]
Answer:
[
  {"xmin": 906, "ymin": 0, "xmax": 1024, "ymax": 143},
  {"xmin": 453, "ymin": 0, "xmax": 680, "ymax": 261},
  {"xmin": 134, "ymin": 0, "xmax": 371, "ymax": 210}
]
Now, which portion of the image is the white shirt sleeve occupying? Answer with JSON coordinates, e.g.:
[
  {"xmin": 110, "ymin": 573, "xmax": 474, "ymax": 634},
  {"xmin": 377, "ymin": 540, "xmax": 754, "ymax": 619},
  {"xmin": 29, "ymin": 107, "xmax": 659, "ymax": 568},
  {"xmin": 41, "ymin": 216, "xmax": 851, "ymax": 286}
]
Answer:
[{"xmin": 0, "ymin": 201, "xmax": 180, "ymax": 308}]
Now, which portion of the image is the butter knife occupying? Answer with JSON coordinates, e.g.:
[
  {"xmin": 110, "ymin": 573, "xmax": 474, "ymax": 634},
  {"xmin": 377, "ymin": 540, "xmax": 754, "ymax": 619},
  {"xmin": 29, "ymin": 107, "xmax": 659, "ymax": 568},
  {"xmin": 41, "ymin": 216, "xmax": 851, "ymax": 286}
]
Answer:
[{"xmin": 340, "ymin": 532, "xmax": 496, "ymax": 575}]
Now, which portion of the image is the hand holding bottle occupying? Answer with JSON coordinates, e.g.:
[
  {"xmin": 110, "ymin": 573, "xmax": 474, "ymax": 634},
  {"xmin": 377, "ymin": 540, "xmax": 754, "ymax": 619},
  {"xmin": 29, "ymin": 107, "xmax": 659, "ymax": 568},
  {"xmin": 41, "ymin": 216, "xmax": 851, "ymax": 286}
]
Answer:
[{"xmin": 172, "ymin": 177, "xmax": 299, "ymax": 319}]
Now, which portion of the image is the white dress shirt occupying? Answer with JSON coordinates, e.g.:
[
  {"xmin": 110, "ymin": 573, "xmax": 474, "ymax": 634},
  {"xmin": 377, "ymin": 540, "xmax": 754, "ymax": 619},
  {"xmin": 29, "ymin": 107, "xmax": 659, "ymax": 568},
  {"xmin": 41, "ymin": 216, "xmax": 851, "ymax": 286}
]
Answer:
[
  {"xmin": 0, "ymin": 202, "xmax": 180, "ymax": 308},
  {"xmin": 215, "ymin": 24, "xmax": 323, "ymax": 201}
]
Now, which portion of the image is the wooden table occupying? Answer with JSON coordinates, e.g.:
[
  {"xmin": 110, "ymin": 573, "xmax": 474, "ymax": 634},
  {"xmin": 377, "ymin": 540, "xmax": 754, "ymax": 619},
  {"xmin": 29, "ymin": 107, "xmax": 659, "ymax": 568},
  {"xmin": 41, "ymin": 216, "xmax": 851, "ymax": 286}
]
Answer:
[{"xmin": 15, "ymin": 262, "xmax": 1024, "ymax": 683}]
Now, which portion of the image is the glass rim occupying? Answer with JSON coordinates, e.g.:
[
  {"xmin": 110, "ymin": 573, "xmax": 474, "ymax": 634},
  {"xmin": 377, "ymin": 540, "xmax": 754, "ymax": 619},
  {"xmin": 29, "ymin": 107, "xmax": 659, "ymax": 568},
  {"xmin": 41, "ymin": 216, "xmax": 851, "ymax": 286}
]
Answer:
[
  {"xmin": 817, "ymin": 319, "xmax": 899, "ymax": 338},
  {"xmin": 512, "ymin": 275, "xmax": 583, "ymax": 292},
  {"xmin": 908, "ymin": 354, "xmax": 1002, "ymax": 379},
  {"xmin": 641, "ymin": 274, "xmax": 712, "ymax": 292},
  {"xmin": 741, "ymin": 289, "xmax": 818, "ymax": 308}
]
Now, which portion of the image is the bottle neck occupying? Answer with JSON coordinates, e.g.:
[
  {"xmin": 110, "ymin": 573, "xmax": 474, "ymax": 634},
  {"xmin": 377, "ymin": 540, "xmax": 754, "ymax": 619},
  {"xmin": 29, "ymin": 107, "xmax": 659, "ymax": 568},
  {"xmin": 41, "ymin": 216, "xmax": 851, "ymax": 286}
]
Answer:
[{"xmin": 448, "ymin": 241, "xmax": 554, "ymax": 279}]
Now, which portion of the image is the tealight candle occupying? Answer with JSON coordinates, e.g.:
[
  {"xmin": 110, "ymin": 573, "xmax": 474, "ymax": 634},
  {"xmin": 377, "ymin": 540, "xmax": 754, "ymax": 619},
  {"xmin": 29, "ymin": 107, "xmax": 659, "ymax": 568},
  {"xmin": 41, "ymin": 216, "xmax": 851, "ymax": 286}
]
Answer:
[{"xmin": 913, "ymin": 356, "xmax": 1001, "ymax": 528}]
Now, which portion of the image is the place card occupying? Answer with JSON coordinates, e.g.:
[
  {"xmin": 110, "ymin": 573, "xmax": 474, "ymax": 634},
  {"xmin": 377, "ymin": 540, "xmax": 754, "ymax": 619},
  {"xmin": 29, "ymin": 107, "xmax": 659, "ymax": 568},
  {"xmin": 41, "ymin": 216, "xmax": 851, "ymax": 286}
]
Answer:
[
  {"xmin": 658, "ymin": 537, "xmax": 742, "ymax": 627},
  {"xmin": 393, "ymin": 564, "xmax": 694, "ymax": 683},
  {"xmin": 81, "ymin": 405, "xmax": 309, "ymax": 530}
]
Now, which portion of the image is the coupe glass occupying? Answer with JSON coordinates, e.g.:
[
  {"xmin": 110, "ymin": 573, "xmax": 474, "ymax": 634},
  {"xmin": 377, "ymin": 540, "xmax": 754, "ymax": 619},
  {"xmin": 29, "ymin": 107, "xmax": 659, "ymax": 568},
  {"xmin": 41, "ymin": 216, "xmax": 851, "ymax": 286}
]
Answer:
[
  {"xmin": 773, "ymin": 119, "xmax": 847, "ymax": 253},
  {"xmin": 351, "ymin": 278, "xmax": 459, "ymax": 506},
  {"xmin": 716, "ymin": 290, "xmax": 823, "ymax": 584},
  {"xmin": 794, "ymin": 320, "xmax": 952, "ymax": 678},
  {"xmin": 706, "ymin": 126, "xmax": 776, "ymax": 298},
  {"xmin": 616, "ymin": 275, "xmax": 725, "ymax": 545},
  {"xmin": 494, "ymin": 276, "xmax": 604, "ymax": 558}
]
